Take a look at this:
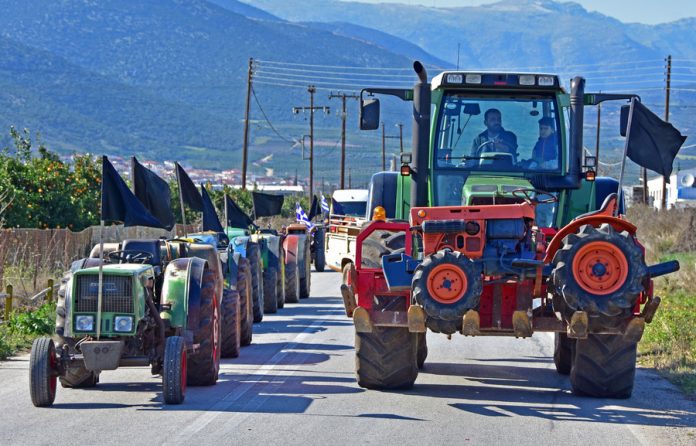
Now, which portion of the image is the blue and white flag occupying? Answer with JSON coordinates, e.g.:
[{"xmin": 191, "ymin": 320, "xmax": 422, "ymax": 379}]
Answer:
[
  {"xmin": 321, "ymin": 195, "xmax": 330, "ymax": 214},
  {"xmin": 295, "ymin": 202, "xmax": 314, "ymax": 229}
]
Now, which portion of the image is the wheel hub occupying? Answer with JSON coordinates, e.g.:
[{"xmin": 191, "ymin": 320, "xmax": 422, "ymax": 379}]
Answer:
[
  {"xmin": 426, "ymin": 263, "xmax": 468, "ymax": 304},
  {"xmin": 572, "ymin": 241, "xmax": 629, "ymax": 295}
]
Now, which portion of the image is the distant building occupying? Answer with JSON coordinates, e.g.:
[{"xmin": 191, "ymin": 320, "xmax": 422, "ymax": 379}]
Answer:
[{"xmin": 647, "ymin": 168, "xmax": 696, "ymax": 209}]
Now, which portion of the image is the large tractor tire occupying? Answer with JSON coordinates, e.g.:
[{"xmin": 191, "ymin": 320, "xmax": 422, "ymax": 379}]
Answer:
[
  {"xmin": 554, "ymin": 333, "xmax": 575, "ymax": 375},
  {"xmin": 263, "ymin": 268, "xmax": 278, "ymax": 314},
  {"xmin": 163, "ymin": 336, "xmax": 187, "ymax": 405},
  {"xmin": 277, "ymin": 250, "xmax": 286, "ymax": 309},
  {"xmin": 355, "ymin": 326, "xmax": 418, "ymax": 390},
  {"xmin": 284, "ymin": 260, "xmax": 300, "ymax": 303},
  {"xmin": 238, "ymin": 257, "xmax": 254, "ymax": 346},
  {"xmin": 551, "ymin": 224, "xmax": 647, "ymax": 330},
  {"xmin": 30, "ymin": 337, "xmax": 58, "ymax": 407},
  {"xmin": 220, "ymin": 289, "xmax": 241, "ymax": 358},
  {"xmin": 570, "ymin": 334, "xmax": 637, "ymax": 398},
  {"xmin": 186, "ymin": 269, "xmax": 220, "ymax": 386},
  {"xmin": 412, "ymin": 250, "xmax": 482, "ymax": 335},
  {"xmin": 247, "ymin": 243, "xmax": 264, "ymax": 323},
  {"xmin": 314, "ymin": 227, "xmax": 326, "ymax": 272},
  {"xmin": 417, "ymin": 332, "xmax": 428, "ymax": 369},
  {"xmin": 299, "ymin": 238, "xmax": 312, "ymax": 299}
]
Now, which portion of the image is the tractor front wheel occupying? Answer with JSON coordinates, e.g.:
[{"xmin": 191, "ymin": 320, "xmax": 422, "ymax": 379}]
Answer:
[
  {"xmin": 570, "ymin": 334, "xmax": 637, "ymax": 398},
  {"xmin": 355, "ymin": 326, "xmax": 418, "ymax": 390},
  {"xmin": 238, "ymin": 257, "xmax": 254, "ymax": 346},
  {"xmin": 300, "ymin": 239, "xmax": 312, "ymax": 299},
  {"xmin": 284, "ymin": 260, "xmax": 300, "ymax": 303},
  {"xmin": 263, "ymin": 268, "xmax": 278, "ymax": 314},
  {"xmin": 417, "ymin": 332, "xmax": 428, "ymax": 369},
  {"xmin": 30, "ymin": 337, "xmax": 58, "ymax": 407},
  {"xmin": 553, "ymin": 333, "xmax": 574, "ymax": 375},
  {"xmin": 163, "ymin": 336, "xmax": 187, "ymax": 404},
  {"xmin": 314, "ymin": 227, "xmax": 326, "ymax": 272},
  {"xmin": 248, "ymin": 243, "xmax": 264, "ymax": 323}
]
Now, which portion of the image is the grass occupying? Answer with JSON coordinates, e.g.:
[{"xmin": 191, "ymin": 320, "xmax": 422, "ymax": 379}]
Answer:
[
  {"xmin": 628, "ymin": 206, "xmax": 696, "ymax": 395},
  {"xmin": 0, "ymin": 302, "xmax": 55, "ymax": 360}
]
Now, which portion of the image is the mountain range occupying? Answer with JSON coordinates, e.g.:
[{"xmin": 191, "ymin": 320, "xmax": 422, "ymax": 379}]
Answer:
[{"xmin": 0, "ymin": 0, "xmax": 693, "ymax": 182}]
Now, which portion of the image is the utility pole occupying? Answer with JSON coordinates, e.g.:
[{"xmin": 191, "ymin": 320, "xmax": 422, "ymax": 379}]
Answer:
[
  {"xmin": 242, "ymin": 57, "xmax": 253, "ymax": 190},
  {"xmin": 662, "ymin": 55, "xmax": 671, "ymax": 210},
  {"xmin": 293, "ymin": 85, "xmax": 329, "ymax": 198},
  {"xmin": 397, "ymin": 122, "xmax": 404, "ymax": 153},
  {"xmin": 329, "ymin": 92, "xmax": 359, "ymax": 189}
]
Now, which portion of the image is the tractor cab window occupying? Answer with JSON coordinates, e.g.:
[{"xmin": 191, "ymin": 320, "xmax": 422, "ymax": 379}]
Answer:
[{"xmin": 434, "ymin": 93, "xmax": 562, "ymax": 173}]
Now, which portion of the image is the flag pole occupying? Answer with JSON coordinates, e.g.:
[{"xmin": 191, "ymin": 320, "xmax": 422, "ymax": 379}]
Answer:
[
  {"xmin": 96, "ymin": 219, "xmax": 104, "ymax": 339},
  {"xmin": 616, "ymin": 97, "xmax": 636, "ymax": 217},
  {"xmin": 175, "ymin": 165, "xmax": 187, "ymax": 237}
]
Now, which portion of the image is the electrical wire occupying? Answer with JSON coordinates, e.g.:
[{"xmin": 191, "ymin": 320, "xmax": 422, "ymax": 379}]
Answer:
[{"xmin": 250, "ymin": 86, "xmax": 296, "ymax": 144}]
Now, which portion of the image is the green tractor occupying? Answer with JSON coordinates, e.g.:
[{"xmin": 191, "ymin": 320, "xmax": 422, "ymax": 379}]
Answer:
[
  {"xmin": 343, "ymin": 62, "xmax": 680, "ymax": 398},
  {"xmin": 31, "ymin": 239, "xmax": 222, "ymax": 407},
  {"xmin": 252, "ymin": 230, "xmax": 286, "ymax": 313}
]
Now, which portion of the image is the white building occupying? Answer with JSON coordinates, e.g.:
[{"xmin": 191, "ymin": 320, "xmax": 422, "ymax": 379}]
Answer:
[{"xmin": 647, "ymin": 168, "xmax": 696, "ymax": 209}]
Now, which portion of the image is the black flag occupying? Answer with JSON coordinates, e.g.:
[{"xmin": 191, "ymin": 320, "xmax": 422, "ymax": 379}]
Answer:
[
  {"xmin": 224, "ymin": 195, "xmax": 254, "ymax": 229},
  {"xmin": 252, "ymin": 191, "xmax": 284, "ymax": 217},
  {"xmin": 308, "ymin": 194, "xmax": 321, "ymax": 220},
  {"xmin": 200, "ymin": 185, "xmax": 224, "ymax": 233},
  {"xmin": 131, "ymin": 157, "xmax": 175, "ymax": 230},
  {"xmin": 101, "ymin": 156, "xmax": 163, "ymax": 228},
  {"xmin": 175, "ymin": 162, "xmax": 203, "ymax": 211},
  {"xmin": 626, "ymin": 100, "xmax": 687, "ymax": 181}
]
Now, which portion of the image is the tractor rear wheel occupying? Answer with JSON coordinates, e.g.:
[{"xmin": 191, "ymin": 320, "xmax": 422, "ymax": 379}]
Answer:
[
  {"xmin": 247, "ymin": 243, "xmax": 264, "ymax": 323},
  {"xmin": 355, "ymin": 326, "xmax": 418, "ymax": 390},
  {"xmin": 186, "ymin": 269, "xmax": 220, "ymax": 386},
  {"xmin": 417, "ymin": 332, "xmax": 428, "ymax": 369},
  {"xmin": 570, "ymin": 334, "xmax": 637, "ymax": 398},
  {"xmin": 553, "ymin": 333, "xmax": 574, "ymax": 375},
  {"xmin": 314, "ymin": 227, "xmax": 326, "ymax": 272},
  {"xmin": 30, "ymin": 337, "xmax": 58, "ymax": 407},
  {"xmin": 263, "ymin": 268, "xmax": 278, "ymax": 313},
  {"xmin": 163, "ymin": 336, "xmax": 186, "ymax": 404},
  {"xmin": 277, "ymin": 253, "xmax": 285, "ymax": 309},
  {"xmin": 220, "ymin": 289, "xmax": 241, "ymax": 358},
  {"xmin": 238, "ymin": 258, "xmax": 254, "ymax": 346},
  {"xmin": 412, "ymin": 250, "xmax": 482, "ymax": 335},
  {"xmin": 299, "ymin": 239, "xmax": 311, "ymax": 299},
  {"xmin": 551, "ymin": 224, "xmax": 647, "ymax": 330},
  {"xmin": 284, "ymin": 260, "xmax": 300, "ymax": 303}
]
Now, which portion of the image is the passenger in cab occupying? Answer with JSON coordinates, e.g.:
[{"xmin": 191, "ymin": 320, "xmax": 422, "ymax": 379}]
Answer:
[
  {"xmin": 528, "ymin": 116, "xmax": 559, "ymax": 169},
  {"xmin": 471, "ymin": 108, "xmax": 518, "ymax": 162}
]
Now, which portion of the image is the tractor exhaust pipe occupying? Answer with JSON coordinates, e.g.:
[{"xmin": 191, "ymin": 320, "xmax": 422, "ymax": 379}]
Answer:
[
  {"xmin": 567, "ymin": 76, "xmax": 584, "ymax": 188},
  {"xmin": 411, "ymin": 61, "xmax": 431, "ymax": 208}
]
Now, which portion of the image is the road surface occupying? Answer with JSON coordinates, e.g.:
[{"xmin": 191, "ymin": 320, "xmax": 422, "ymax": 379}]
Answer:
[{"xmin": 1, "ymin": 271, "xmax": 694, "ymax": 445}]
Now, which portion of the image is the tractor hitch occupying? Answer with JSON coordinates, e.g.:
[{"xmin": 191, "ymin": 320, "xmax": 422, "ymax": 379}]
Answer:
[{"xmin": 647, "ymin": 260, "xmax": 679, "ymax": 279}]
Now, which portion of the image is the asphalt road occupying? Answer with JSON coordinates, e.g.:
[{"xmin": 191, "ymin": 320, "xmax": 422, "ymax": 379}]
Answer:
[{"xmin": 1, "ymin": 271, "xmax": 694, "ymax": 445}]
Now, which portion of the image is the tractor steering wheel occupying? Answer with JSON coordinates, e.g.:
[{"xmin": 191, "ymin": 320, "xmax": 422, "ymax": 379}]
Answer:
[
  {"xmin": 108, "ymin": 250, "xmax": 154, "ymax": 264},
  {"xmin": 512, "ymin": 188, "xmax": 558, "ymax": 205}
]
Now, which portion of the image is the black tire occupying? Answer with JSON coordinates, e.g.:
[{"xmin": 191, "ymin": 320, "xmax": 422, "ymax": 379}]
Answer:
[
  {"xmin": 361, "ymin": 238, "xmax": 390, "ymax": 269},
  {"xmin": 163, "ymin": 336, "xmax": 186, "ymax": 405},
  {"xmin": 220, "ymin": 289, "xmax": 241, "ymax": 358},
  {"xmin": 412, "ymin": 250, "xmax": 482, "ymax": 335},
  {"xmin": 384, "ymin": 232, "xmax": 406, "ymax": 251},
  {"xmin": 60, "ymin": 364, "xmax": 98, "ymax": 388},
  {"xmin": 417, "ymin": 332, "xmax": 428, "ymax": 369},
  {"xmin": 238, "ymin": 257, "xmax": 254, "ymax": 346},
  {"xmin": 186, "ymin": 269, "xmax": 220, "ymax": 386},
  {"xmin": 570, "ymin": 334, "xmax": 637, "ymax": 398},
  {"xmin": 277, "ymin": 250, "xmax": 285, "ymax": 309},
  {"xmin": 355, "ymin": 326, "xmax": 418, "ymax": 390},
  {"xmin": 247, "ymin": 243, "xmax": 264, "ymax": 323},
  {"xmin": 299, "ymin": 239, "xmax": 311, "ymax": 299},
  {"xmin": 30, "ymin": 337, "xmax": 57, "ymax": 407},
  {"xmin": 284, "ymin": 260, "xmax": 300, "ymax": 303},
  {"xmin": 263, "ymin": 268, "xmax": 278, "ymax": 313},
  {"xmin": 551, "ymin": 224, "xmax": 647, "ymax": 330},
  {"xmin": 314, "ymin": 227, "xmax": 326, "ymax": 272},
  {"xmin": 554, "ymin": 333, "xmax": 574, "ymax": 375}
]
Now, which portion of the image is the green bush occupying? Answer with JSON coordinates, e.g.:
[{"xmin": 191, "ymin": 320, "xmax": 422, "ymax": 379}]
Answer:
[{"xmin": 0, "ymin": 302, "xmax": 55, "ymax": 360}]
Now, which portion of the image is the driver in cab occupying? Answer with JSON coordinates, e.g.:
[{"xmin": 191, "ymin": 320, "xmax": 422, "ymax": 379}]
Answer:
[{"xmin": 471, "ymin": 108, "xmax": 518, "ymax": 162}]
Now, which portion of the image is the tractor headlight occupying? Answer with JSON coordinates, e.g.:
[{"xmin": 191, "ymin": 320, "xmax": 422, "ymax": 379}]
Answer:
[
  {"xmin": 114, "ymin": 316, "xmax": 134, "ymax": 332},
  {"xmin": 75, "ymin": 315, "xmax": 94, "ymax": 331}
]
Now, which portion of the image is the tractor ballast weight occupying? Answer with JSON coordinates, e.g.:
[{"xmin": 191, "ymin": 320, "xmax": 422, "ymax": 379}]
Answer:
[{"xmin": 348, "ymin": 61, "xmax": 681, "ymax": 397}]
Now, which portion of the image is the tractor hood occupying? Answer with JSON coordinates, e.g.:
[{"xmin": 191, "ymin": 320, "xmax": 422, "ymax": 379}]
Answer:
[{"xmin": 462, "ymin": 176, "xmax": 532, "ymax": 206}]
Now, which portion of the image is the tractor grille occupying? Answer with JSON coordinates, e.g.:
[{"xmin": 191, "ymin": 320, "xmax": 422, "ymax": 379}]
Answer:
[{"xmin": 74, "ymin": 275, "xmax": 134, "ymax": 313}]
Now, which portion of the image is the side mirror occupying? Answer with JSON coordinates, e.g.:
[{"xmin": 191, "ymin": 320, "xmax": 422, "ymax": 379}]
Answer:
[
  {"xmin": 463, "ymin": 103, "xmax": 481, "ymax": 116},
  {"xmin": 620, "ymin": 104, "xmax": 630, "ymax": 137},
  {"xmin": 360, "ymin": 98, "xmax": 380, "ymax": 130}
]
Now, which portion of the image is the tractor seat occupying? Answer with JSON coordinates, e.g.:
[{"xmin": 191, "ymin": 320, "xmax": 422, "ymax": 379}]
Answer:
[
  {"xmin": 121, "ymin": 239, "xmax": 162, "ymax": 266},
  {"xmin": 572, "ymin": 193, "xmax": 618, "ymax": 222}
]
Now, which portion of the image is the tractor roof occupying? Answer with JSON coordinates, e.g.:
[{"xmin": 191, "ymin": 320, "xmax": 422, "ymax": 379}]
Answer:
[{"xmin": 432, "ymin": 71, "xmax": 563, "ymax": 92}]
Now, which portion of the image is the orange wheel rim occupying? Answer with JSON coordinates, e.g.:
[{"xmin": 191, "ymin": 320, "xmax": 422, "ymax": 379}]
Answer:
[
  {"xmin": 572, "ymin": 241, "xmax": 629, "ymax": 295},
  {"xmin": 427, "ymin": 263, "xmax": 468, "ymax": 304}
]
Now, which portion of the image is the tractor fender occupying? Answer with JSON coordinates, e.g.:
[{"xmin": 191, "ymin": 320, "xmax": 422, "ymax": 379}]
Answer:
[
  {"xmin": 284, "ymin": 234, "xmax": 301, "ymax": 268},
  {"xmin": 185, "ymin": 243, "xmax": 224, "ymax": 304},
  {"xmin": 544, "ymin": 216, "xmax": 637, "ymax": 264},
  {"xmin": 264, "ymin": 235, "xmax": 282, "ymax": 269},
  {"xmin": 160, "ymin": 257, "xmax": 207, "ymax": 331}
]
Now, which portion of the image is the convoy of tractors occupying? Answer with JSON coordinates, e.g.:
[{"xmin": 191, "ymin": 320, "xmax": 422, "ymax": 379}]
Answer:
[{"xmin": 29, "ymin": 60, "xmax": 683, "ymax": 407}]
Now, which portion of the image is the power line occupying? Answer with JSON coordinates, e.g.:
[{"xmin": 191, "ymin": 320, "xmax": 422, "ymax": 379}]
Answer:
[
  {"xmin": 256, "ymin": 59, "xmax": 416, "ymax": 71},
  {"xmin": 251, "ymin": 86, "xmax": 296, "ymax": 144}
]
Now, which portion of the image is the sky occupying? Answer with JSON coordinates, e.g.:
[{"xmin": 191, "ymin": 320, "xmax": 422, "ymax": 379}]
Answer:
[{"xmin": 350, "ymin": 0, "xmax": 696, "ymax": 24}]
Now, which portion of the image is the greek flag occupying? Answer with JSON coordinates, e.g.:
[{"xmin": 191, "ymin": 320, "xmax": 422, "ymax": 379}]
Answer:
[
  {"xmin": 295, "ymin": 202, "xmax": 314, "ymax": 229},
  {"xmin": 321, "ymin": 195, "xmax": 330, "ymax": 214}
]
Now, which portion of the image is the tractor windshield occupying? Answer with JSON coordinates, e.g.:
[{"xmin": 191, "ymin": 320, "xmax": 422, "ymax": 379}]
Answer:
[{"xmin": 433, "ymin": 92, "xmax": 562, "ymax": 173}]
